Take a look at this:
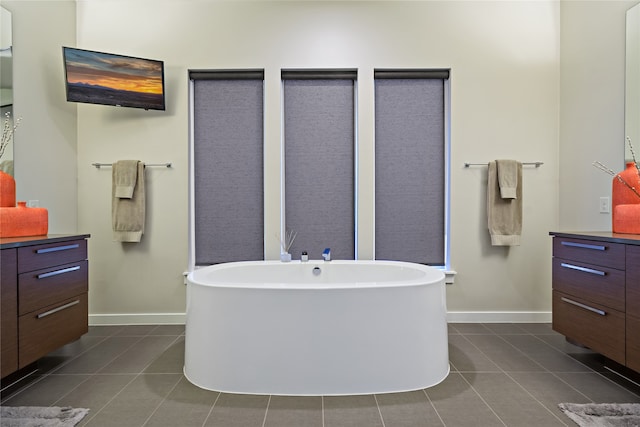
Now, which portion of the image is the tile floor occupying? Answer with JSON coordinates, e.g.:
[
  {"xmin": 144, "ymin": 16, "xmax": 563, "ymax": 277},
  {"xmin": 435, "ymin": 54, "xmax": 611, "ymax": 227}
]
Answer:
[{"xmin": 1, "ymin": 323, "xmax": 639, "ymax": 426}]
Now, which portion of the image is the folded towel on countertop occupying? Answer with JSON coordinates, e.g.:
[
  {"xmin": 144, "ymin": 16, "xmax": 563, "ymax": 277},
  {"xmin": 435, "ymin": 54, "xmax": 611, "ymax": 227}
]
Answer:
[
  {"xmin": 112, "ymin": 161, "xmax": 145, "ymax": 242},
  {"xmin": 487, "ymin": 160, "xmax": 522, "ymax": 246}
]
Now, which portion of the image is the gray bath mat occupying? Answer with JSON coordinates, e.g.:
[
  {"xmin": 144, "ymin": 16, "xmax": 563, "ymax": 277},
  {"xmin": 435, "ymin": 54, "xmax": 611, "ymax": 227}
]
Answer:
[
  {"xmin": 0, "ymin": 406, "xmax": 89, "ymax": 426},
  {"xmin": 558, "ymin": 402, "xmax": 640, "ymax": 426}
]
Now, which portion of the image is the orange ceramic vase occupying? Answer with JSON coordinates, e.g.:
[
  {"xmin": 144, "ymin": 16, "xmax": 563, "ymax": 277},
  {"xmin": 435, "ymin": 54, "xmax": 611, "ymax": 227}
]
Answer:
[
  {"xmin": 0, "ymin": 202, "xmax": 49, "ymax": 238},
  {"xmin": 0, "ymin": 170, "xmax": 16, "ymax": 207},
  {"xmin": 612, "ymin": 162, "xmax": 640, "ymax": 234},
  {"xmin": 0, "ymin": 172, "xmax": 49, "ymax": 238}
]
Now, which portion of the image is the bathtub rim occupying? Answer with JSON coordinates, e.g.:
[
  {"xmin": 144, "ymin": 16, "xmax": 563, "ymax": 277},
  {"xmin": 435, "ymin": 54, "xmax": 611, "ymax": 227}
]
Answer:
[{"xmin": 187, "ymin": 259, "xmax": 446, "ymax": 290}]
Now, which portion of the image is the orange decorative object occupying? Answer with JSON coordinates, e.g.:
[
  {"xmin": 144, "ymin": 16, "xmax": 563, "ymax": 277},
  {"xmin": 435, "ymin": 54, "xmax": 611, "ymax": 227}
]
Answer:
[
  {"xmin": 613, "ymin": 204, "xmax": 640, "ymax": 234},
  {"xmin": 0, "ymin": 170, "xmax": 16, "ymax": 207},
  {"xmin": 612, "ymin": 162, "xmax": 640, "ymax": 234},
  {"xmin": 0, "ymin": 201, "xmax": 48, "ymax": 238}
]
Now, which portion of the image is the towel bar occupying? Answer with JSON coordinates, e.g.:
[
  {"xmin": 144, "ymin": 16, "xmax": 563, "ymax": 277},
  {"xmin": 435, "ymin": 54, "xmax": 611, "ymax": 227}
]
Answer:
[
  {"xmin": 464, "ymin": 162, "xmax": 543, "ymax": 168},
  {"xmin": 92, "ymin": 162, "xmax": 172, "ymax": 169}
]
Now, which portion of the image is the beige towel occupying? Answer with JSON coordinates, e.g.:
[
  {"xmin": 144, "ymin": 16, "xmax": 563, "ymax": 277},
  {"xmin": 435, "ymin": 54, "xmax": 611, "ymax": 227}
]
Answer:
[
  {"xmin": 487, "ymin": 160, "xmax": 522, "ymax": 246},
  {"xmin": 496, "ymin": 159, "xmax": 520, "ymax": 199},
  {"xmin": 113, "ymin": 160, "xmax": 139, "ymax": 198},
  {"xmin": 112, "ymin": 161, "xmax": 145, "ymax": 242}
]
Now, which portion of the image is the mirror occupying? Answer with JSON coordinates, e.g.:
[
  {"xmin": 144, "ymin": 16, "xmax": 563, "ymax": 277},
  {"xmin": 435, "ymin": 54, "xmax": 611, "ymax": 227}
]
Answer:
[
  {"xmin": 626, "ymin": 3, "xmax": 640, "ymax": 163},
  {"xmin": 1, "ymin": 6, "xmax": 13, "ymax": 176}
]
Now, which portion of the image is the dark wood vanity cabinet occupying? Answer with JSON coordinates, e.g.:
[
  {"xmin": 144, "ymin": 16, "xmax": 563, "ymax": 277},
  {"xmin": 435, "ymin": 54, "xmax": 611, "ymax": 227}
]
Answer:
[
  {"xmin": 627, "ymin": 245, "xmax": 640, "ymax": 372},
  {"xmin": 1, "ymin": 234, "xmax": 90, "ymax": 378},
  {"xmin": 1, "ymin": 248, "xmax": 18, "ymax": 377},
  {"xmin": 550, "ymin": 232, "xmax": 640, "ymax": 373}
]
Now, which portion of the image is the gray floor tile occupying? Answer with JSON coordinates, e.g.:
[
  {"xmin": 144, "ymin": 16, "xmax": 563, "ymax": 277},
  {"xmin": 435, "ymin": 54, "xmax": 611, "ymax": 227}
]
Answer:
[
  {"xmin": 5, "ymin": 322, "xmax": 640, "ymax": 427},
  {"xmin": 461, "ymin": 372, "xmax": 566, "ymax": 426},
  {"xmin": 482, "ymin": 323, "xmax": 528, "ymax": 335},
  {"xmin": 47, "ymin": 335, "xmax": 106, "ymax": 359},
  {"xmin": 449, "ymin": 323, "xmax": 493, "ymax": 334},
  {"xmin": 537, "ymin": 334, "xmax": 598, "ymax": 355},
  {"xmin": 97, "ymin": 336, "xmax": 177, "ymax": 374},
  {"xmin": 376, "ymin": 390, "xmax": 443, "ymax": 427},
  {"xmin": 204, "ymin": 393, "xmax": 269, "ymax": 427},
  {"xmin": 448, "ymin": 334, "xmax": 501, "ymax": 372},
  {"xmin": 54, "ymin": 374, "xmax": 136, "ymax": 415},
  {"xmin": 518, "ymin": 323, "xmax": 558, "ymax": 335},
  {"xmin": 323, "ymin": 395, "xmax": 384, "ymax": 427},
  {"xmin": 84, "ymin": 325, "xmax": 125, "ymax": 337},
  {"xmin": 1, "ymin": 374, "xmax": 90, "ymax": 407},
  {"xmin": 508, "ymin": 372, "xmax": 591, "ymax": 420},
  {"xmin": 425, "ymin": 372, "xmax": 504, "ymax": 426},
  {"xmin": 82, "ymin": 373, "xmax": 182, "ymax": 426},
  {"xmin": 52, "ymin": 336, "xmax": 142, "ymax": 374},
  {"xmin": 502, "ymin": 334, "xmax": 594, "ymax": 372},
  {"xmin": 113, "ymin": 325, "xmax": 159, "ymax": 336},
  {"xmin": 144, "ymin": 337, "xmax": 185, "ymax": 374},
  {"xmin": 148, "ymin": 325, "xmax": 185, "ymax": 336},
  {"xmin": 464, "ymin": 334, "xmax": 546, "ymax": 372},
  {"xmin": 263, "ymin": 395, "xmax": 322, "ymax": 427},
  {"xmin": 35, "ymin": 337, "xmax": 107, "ymax": 375},
  {"xmin": 144, "ymin": 377, "xmax": 218, "ymax": 427},
  {"xmin": 555, "ymin": 372, "xmax": 640, "ymax": 403}
]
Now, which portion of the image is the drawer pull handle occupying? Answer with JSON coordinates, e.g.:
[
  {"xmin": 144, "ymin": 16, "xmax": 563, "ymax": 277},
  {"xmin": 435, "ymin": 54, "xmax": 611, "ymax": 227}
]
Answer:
[
  {"xmin": 561, "ymin": 241, "xmax": 606, "ymax": 251},
  {"xmin": 560, "ymin": 262, "xmax": 606, "ymax": 276},
  {"xmin": 37, "ymin": 300, "xmax": 80, "ymax": 319},
  {"xmin": 37, "ymin": 266, "xmax": 81, "ymax": 279},
  {"xmin": 561, "ymin": 297, "xmax": 606, "ymax": 316},
  {"xmin": 36, "ymin": 244, "xmax": 80, "ymax": 254}
]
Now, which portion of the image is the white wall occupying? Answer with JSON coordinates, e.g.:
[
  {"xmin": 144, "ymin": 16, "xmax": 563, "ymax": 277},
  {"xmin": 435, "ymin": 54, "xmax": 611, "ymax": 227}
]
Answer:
[{"xmin": 5, "ymin": 0, "xmax": 632, "ymax": 324}]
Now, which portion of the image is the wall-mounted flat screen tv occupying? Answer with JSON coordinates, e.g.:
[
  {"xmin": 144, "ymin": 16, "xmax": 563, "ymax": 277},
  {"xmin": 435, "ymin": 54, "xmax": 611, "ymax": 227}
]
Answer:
[{"xmin": 63, "ymin": 47, "xmax": 165, "ymax": 111}]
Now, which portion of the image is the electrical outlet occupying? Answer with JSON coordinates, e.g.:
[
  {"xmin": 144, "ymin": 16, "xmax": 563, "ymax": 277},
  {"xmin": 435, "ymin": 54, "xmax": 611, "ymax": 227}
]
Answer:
[
  {"xmin": 599, "ymin": 197, "xmax": 610, "ymax": 213},
  {"xmin": 27, "ymin": 200, "xmax": 39, "ymax": 208}
]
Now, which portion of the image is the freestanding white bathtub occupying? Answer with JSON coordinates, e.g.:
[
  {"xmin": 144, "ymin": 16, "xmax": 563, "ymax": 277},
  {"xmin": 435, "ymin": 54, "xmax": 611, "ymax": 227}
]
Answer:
[{"xmin": 184, "ymin": 260, "xmax": 449, "ymax": 396}]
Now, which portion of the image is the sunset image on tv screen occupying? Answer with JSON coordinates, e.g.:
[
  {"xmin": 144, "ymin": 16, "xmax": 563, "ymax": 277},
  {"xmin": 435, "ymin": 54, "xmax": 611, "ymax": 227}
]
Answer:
[{"xmin": 63, "ymin": 47, "xmax": 165, "ymax": 110}]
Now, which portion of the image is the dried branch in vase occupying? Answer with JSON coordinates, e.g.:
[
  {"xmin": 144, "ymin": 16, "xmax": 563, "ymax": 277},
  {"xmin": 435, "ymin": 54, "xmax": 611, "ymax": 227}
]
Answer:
[
  {"xmin": 1, "ymin": 112, "xmax": 21, "ymax": 160},
  {"xmin": 627, "ymin": 136, "xmax": 640, "ymax": 178}
]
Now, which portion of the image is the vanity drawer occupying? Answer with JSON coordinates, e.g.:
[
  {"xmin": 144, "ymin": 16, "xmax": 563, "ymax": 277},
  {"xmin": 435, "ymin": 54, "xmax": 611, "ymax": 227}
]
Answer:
[
  {"xmin": 17, "ymin": 239, "xmax": 87, "ymax": 273},
  {"xmin": 553, "ymin": 237, "xmax": 625, "ymax": 270},
  {"xmin": 18, "ymin": 293, "xmax": 88, "ymax": 369},
  {"xmin": 18, "ymin": 260, "xmax": 88, "ymax": 316},
  {"xmin": 552, "ymin": 257, "xmax": 625, "ymax": 311},
  {"xmin": 552, "ymin": 290, "xmax": 625, "ymax": 365}
]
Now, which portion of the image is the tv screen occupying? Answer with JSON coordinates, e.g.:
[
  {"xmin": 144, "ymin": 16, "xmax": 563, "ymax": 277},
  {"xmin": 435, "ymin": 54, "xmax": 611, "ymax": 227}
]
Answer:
[{"xmin": 63, "ymin": 47, "xmax": 165, "ymax": 111}]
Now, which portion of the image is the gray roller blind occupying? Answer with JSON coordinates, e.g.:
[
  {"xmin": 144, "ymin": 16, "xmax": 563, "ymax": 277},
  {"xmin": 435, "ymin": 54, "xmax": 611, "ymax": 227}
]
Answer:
[
  {"xmin": 192, "ymin": 75, "xmax": 264, "ymax": 264},
  {"xmin": 283, "ymin": 73, "xmax": 355, "ymax": 260},
  {"xmin": 375, "ymin": 75, "xmax": 446, "ymax": 265}
]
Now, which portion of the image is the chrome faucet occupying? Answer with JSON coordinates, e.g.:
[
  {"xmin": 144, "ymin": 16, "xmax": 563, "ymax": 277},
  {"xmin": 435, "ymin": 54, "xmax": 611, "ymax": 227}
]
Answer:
[{"xmin": 322, "ymin": 248, "xmax": 331, "ymax": 261}]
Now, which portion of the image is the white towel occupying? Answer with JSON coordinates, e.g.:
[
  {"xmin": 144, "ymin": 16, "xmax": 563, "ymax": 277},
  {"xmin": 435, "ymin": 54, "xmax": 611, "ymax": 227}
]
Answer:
[
  {"xmin": 487, "ymin": 160, "xmax": 522, "ymax": 246},
  {"xmin": 112, "ymin": 161, "xmax": 145, "ymax": 242}
]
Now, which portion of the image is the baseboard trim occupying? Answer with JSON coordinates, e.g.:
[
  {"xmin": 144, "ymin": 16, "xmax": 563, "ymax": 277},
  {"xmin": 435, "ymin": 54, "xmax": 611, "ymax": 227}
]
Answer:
[
  {"xmin": 89, "ymin": 311, "xmax": 551, "ymax": 326},
  {"xmin": 447, "ymin": 311, "xmax": 552, "ymax": 323},
  {"xmin": 89, "ymin": 313, "xmax": 186, "ymax": 326}
]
